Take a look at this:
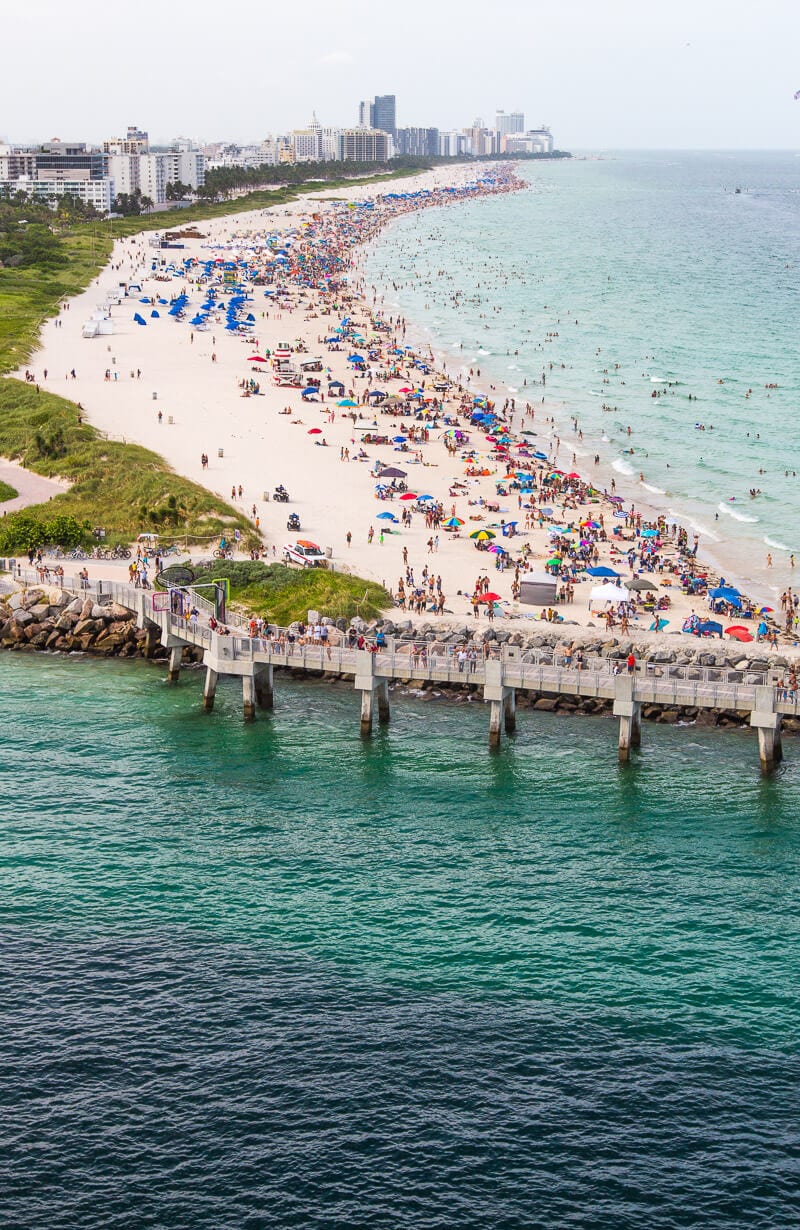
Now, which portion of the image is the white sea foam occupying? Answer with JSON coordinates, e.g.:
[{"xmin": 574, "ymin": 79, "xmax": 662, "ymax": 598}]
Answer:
[
  {"xmin": 764, "ymin": 536, "xmax": 790, "ymax": 551},
  {"xmin": 718, "ymin": 502, "xmax": 758, "ymax": 523},
  {"xmin": 642, "ymin": 483, "xmax": 666, "ymax": 495},
  {"xmin": 588, "ymin": 390, "xmax": 602, "ymax": 397},
  {"xmin": 613, "ymin": 459, "xmax": 634, "ymax": 476}
]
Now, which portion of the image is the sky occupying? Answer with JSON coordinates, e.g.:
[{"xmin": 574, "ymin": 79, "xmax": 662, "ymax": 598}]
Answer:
[{"xmin": 2, "ymin": 0, "xmax": 799, "ymax": 149}]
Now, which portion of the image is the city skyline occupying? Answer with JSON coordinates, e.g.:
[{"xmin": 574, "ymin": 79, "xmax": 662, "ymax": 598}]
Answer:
[{"xmin": 1, "ymin": 0, "xmax": 798, "ymax": 149}]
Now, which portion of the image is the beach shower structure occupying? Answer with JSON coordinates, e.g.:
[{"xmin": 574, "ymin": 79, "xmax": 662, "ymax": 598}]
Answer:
[{"xmin": 17, "ymin": 572, "xmax": 787, "ymax": 773}]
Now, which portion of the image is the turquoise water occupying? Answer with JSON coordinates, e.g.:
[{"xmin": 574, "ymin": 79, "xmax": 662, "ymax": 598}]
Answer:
[
  {"xmin": 2, "ymin": 652, "xmax": 799, "ymax": 1226},
  {"xmin": 364, "ymin": 151, "xmax": 800, "ymax": 595}
]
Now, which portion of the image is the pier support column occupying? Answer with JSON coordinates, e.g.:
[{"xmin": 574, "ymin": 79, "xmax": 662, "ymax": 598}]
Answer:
[
  {"xmin": 242, "ymin": 672, "xmax": 256, "ymax": 722},
  {"xmin": 614, "ymin": 675, "xmax": 641, "ymax": 763},
  {"xmin": 142, "ymin": 625, "xmax": 159, "ymax": 660},
  {"xmin": 484, "ymin": 658, "xmax": 512, "ymax": 748},
  {"xmin": 750, "ymin": 686, "xmax": 783, "ymax": 773},
  {"xmin": 167, "ymin": 643, "xmax": 183, "ymax": 684},
  {"xmin": 377, "ymin": 679, "xmax": 390, "ymax": 725},
  {"xmin": 202, "ymin": 666, "xmax": 218, "ymax": 713},
  {"xmin": 489, "ymin": 699, "xmax": 503, "ymax": 749},
  {"xmin": 504, "ymin": 688, "xmax": 516, "ymax": 735},
  {"xmin": 254, "ymin": 663, "xmax": 274, "ymax": 710},
  {"xmin": 360, "ymin": 687, "xmax": 374, "ymax": 737}
]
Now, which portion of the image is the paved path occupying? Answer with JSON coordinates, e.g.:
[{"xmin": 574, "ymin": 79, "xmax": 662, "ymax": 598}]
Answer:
[{"xmin": 0, "ymin": 459, "xmax": 67, "ymax": 513}]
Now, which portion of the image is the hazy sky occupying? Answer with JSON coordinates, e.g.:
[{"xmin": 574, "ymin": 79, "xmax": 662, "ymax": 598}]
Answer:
[{"xmin": 3, "ymin": 0, "xmax": 799, "ymax": 148}]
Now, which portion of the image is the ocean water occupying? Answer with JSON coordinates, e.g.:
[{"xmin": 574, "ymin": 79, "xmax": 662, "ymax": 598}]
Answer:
[
  {"xmin": 363, "ymin": 151, "xmax": 800, "ymax": 595},
  {"xmin": 1, "ymin": 652, "xmax": 799, "ymax": 1227}
]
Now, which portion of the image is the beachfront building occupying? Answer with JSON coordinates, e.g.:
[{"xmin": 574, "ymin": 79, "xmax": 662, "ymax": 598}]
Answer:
[
  {"xmin": 0, "ymin": 139, "xmax": 115, "ymax": 211},
  {"xmin": 106, "ymin": 145, "xmax": 205, "ymax": 205},
  {"xmin": 292, "ymin": 114, "xmax": 324, "ymax": 163},
  {"xmin": 337, "ymin": 128, "xmax": 390, "ymax": 162},
  {"xmin": 495, "ymin": 109, "xmax": 525, "ymax": 136},
  {"xmin": 438, "ymin": 130, "xmax": 470, "ymax": 157},
  {"xmin": 395, "ymin": 127, "xmax": 440, "ymax": 157},
  {"xmin": 503, "ymin": 127, "xmax": 554, "ymax": 154},
  {"xmin": 103, "ymin": 126, "xmax": 150, "ymax": 155},
  {"xmin": 462, "ymin": 125, "xmax": 497, "ymax": 156}
]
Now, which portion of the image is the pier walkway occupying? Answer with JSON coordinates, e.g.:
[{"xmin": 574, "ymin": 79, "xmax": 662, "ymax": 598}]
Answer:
[{"xmin": 12, "ymin": 568, "xmax": 793, "ymax": 772}]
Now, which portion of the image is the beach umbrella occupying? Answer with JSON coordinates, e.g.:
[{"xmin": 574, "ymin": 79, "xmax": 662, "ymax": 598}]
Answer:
[
  {"xmin": 308, "ymin": 428, "xmax": 322, "ymax": 435},
  {"xmin": 378, "ymin": 467, "xmax": 407, "ymax": 478},
  {"xmin": 400, "ymin": 493, "xmax": 418, "ymax": 501},
  {"xmin": 710, "ymin": 586, "xmax": 741, "ymax": 600},
  {"xmin": 248, "ymin": 355, "xmax": 267, "ymax": 362},
  {"xmin": 133, "ymin": 313, "xmax": 147, "ymax": 325},
  {"xmin": 586, "ymin": 566, "xmax": 620, "ymax": 578},
  {"xmin": 629, "ymin": 577, "xmax": 658, "ymax": 591},
  {"xmin": 640, "ymin": 528, "xmax": 659, "ymax": 539},
  {"xmin": 477, "ymin": 592, "xmax": 501, "ymax": 603},
  {"xmin": 545, "ymin": 557, "xmax": 562, "ymax": 567},
  {"xmin": 376, "ymin": 511, "xmax": 398, "ymax": 521},
  {"xmin": 392, "ymin": 436, "xmax": 407, "ymax": 443},
  {"xmin": 758, "ymin": 606, "xmax": 774, "ymax": 615},
  {"xmin": 444, "ymin": 517, "xmax": 464, "ymax": 527},
  {"xmin": 301, "ymin": 387, "xmax": 319, "ymax": 396},
  {"xmin": 417, "ymin": 495, "xmax": 434, "ymax": 501},
  {"xmin": 337, "ymin": 399, "xmax": 357, "ymax": 407},
  {"xmin": 470, "ymin": 529, "xmax": 496, "ymax": 541}
]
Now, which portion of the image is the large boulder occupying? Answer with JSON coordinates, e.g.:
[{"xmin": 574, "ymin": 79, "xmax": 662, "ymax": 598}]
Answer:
[{"xmin": 13, "ymin": 608, "xmax": 34, "ymax": 626}]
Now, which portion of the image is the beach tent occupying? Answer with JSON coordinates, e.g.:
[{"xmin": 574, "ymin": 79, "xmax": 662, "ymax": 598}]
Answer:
[
  {"xmin": 586, "ymin": 566, "xmax": 620, "ymax": 578},
  {"xmin": 133, "ymin": 313, "xmax": 147, "ymax": 326},
  {"xmin": 591, "ymin": 582, "xmax": 630, "ymax": 603}
]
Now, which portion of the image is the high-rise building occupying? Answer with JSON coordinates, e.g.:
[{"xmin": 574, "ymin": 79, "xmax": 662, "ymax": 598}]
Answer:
[
  {"xmin": 395, "ymin": 127, "xmax": 439, "ymax": 157},
  {"xmin": 358, "ymin": 95, "xmax": 396, "ymax": 137},
  {"xmin": 371, "ymin": 95, "xmax": 396, "ymax": 137},
  {"xmin": 338, "ymin": 128, "xmax": 390, "ymax": 162},
  {"xmin": 495, "ymin": 109, "xmax": 525, "ymax": 136}
]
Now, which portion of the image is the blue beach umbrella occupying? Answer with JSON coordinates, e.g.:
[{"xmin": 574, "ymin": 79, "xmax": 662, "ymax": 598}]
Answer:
[
  {"xmin": 133, "ymin": 313, "xmax": 147, "ymax": 325},
  {"xmin": 376, "ymin": 511, "xmax": 398, "ymax": 521},
  {"xmin": 586, "ymin": 566, "xmax": 620, "ymax": 578}
]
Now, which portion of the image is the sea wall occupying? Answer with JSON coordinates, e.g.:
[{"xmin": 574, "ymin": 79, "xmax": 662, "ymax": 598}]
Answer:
[{"xmin": 0, "ymin": 587, "xmax": 202, "ymax": 663}]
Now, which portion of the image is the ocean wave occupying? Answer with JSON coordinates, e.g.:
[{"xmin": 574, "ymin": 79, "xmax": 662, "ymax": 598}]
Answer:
[
  {"xmin": 718, "ymin": 502, "xmax": 759, "ymax": 523},
  {"xmin": 613, "ymin": 459, "xmax": 634, "ymax": 476},
  {"xmin": 764, "ymin": 536, "xmax": 790, "ymax": 551},
  {"xmin": 642, "ymin": 483, "xmax": 666, "ymax": 495}
]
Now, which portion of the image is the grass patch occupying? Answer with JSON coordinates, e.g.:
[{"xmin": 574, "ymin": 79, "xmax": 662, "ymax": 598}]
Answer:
[
  {"xmin": 190, "ymin": 560, "xmax": 390, "ymax": 625},
  {"xmin": 0, "ymin": 479, "xmax": 18, "ymax": 502},
  {"xmin": 0, "ymin": 381, "xmax": 253, "ymax": 545}
]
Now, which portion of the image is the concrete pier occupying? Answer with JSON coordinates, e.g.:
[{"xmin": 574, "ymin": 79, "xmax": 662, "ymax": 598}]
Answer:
[
  {"xmin": 202, "ymin": 666, "xmax": 218, "ymax": 713},
  {"xmin": 750, "ymin": 685, "xmax": 783, "ymax": 773},
  {"xmin": 167, "ymin": 643, "xmax": 183, "ymax": 684},
  {"xmin": 614, "ymin": 675, "xmax": 642, "ymax": 763}
]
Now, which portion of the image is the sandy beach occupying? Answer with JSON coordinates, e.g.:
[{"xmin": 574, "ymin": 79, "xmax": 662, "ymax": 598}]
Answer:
[{"xmin": 10, "ymin": 163, "xmax": 799, "ymax": 654}]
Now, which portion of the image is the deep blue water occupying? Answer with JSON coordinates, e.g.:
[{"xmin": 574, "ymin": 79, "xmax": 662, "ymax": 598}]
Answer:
[{"xmin": 1, "ymin": 652, "xmax": 799, "ymax": 1227}]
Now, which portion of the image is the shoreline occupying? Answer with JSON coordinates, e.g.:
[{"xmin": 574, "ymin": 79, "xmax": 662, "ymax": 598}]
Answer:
[{"xmin": 9, "ymin": 162, "xmax": 800, "ymax": 658}]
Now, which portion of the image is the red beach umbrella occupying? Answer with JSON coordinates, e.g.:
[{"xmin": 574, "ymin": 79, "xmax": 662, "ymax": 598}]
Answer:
[
  {"xmin": 400, "ymin": 492, "xmax": 418, "ymax": 500},
  {"xmin": 308, "ymin": 427, "xmax": 322, "ymax": 434},
  {"xmin": 248, "ymin": 355, "xmax": 267, "ymax": 362},
  {"xmin": 477, "ymin": 592, "xmax": 501, "ymax": 603}
]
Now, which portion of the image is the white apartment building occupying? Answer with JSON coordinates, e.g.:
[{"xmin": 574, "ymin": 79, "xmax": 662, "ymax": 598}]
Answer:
[{"xmin": 2, "ymin": 174, "xmax": 115, "ymax": 211}]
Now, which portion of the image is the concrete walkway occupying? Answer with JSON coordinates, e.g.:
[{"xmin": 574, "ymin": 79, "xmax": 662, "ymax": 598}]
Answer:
[{"xmin": 0, "ymin": 458, "xmax": 67, "ymax": 514}]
